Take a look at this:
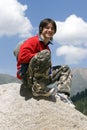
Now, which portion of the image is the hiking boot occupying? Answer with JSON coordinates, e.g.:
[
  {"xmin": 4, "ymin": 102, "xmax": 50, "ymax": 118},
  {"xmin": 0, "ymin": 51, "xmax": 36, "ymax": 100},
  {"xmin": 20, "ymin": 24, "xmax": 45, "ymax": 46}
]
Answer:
[
  {"xmin": 21, "ymin": 79, "xmax": 27, "ymax": 88},
  {"xmin": 55, "ymin": 92, "xmax": 75, "ymax": 108},
  {"xmin": 21, "ymin": 75, "xmax": 32, "ymax": 89},
  {"xmin": 32, "ymin": 86, "xmax": 55, "ymax": 97}
]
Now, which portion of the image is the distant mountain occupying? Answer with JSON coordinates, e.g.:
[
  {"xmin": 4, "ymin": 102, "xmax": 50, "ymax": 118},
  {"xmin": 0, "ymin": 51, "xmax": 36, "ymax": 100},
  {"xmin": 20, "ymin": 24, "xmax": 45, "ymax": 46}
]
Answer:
[
  {"xmin": 70, "ymin": 68, "xmax": 87, "ymax": 96},
  {"xmin": 0, "ymin": 74, "xmax": 21, "ymax": 85},
  {"xmin": 0, "ymin": 68, "xmax": 87, "ymax": 96},
  {"xmin": 0, "ymin": 69, "xmax": 87, "ymax": 117}
]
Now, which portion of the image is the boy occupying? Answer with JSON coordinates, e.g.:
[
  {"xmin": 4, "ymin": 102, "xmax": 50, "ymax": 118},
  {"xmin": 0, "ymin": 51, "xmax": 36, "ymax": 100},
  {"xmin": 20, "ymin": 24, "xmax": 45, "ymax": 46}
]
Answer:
[{"xmin": 16, "ymin": 18, "xmax": 74, "ymax": 106}]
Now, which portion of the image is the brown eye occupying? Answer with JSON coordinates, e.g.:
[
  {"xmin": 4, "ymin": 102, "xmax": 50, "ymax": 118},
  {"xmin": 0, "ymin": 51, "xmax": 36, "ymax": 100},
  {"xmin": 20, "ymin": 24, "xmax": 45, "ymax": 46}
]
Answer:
[
  {"xmin": 46, "ymin": 27, "xmax": 54, "ymax": 31},
  {"xmin": 45, "ymin": 27, "xmax": 49, "ymax": 29},
  {"xmin": 51, "ymin": 27, "xmax": 54, "ymax": 31}
]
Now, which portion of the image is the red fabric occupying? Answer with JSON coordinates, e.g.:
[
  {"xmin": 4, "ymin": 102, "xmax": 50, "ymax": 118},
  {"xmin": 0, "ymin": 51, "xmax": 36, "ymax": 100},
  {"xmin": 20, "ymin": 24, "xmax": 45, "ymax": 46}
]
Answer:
[
  {"xmin": 17, "ymin": 35, "xmax": 50, "ymax": 79},
  {"xmin": 17, "ymin": 72, "xmax": 22, "ymax": 80}
]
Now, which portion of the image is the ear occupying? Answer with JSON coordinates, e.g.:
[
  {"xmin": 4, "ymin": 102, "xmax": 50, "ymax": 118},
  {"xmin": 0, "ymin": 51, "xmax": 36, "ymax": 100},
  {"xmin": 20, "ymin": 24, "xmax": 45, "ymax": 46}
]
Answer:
[{"xmin": 39, "ymin": 27, "xmax": 43, "ymax": 33}]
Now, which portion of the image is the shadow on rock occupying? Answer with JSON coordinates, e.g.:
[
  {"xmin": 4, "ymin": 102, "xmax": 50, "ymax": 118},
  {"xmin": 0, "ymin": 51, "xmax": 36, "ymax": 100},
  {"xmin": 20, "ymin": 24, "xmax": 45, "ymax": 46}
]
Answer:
[
  {"xmin": 33, "ymin": 94, "xmax": 56, "ymax": 102},
  {"xmin": 20, "ymin": 84, "xmax": 33, "ymax": 100},
  {"xmin": 20, "ymin": 84, "xmax": 56, "ymax": 102}
]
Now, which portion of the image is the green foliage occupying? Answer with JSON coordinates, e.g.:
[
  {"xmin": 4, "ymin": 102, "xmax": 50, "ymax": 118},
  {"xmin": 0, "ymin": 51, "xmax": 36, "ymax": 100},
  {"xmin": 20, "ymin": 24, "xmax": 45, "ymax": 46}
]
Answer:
[
  {"xmin": 71, "ymin": 89, "xmax": 87, "ymax": 115},
  {"xmin": 74, "ymin": 97, "xmax": 87, "ymax": 115}
]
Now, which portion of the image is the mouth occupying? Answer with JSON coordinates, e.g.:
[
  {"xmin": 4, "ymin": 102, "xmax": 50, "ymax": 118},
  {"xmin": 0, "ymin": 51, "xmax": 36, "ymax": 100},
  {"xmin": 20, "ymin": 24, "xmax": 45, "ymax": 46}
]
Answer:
[{"xmin": 47, "ymin": 33, "xmax": 53, "ymax": 37}]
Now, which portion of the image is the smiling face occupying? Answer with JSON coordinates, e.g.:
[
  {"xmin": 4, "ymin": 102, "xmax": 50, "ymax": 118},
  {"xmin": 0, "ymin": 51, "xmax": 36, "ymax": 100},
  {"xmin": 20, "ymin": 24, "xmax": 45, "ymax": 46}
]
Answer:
[
  {"xmin": 39, "ymin": 18, "xmax": 57, "ymax": 44},
  {"xmin": 40, "ymin": 23, "xmax": 55, "ymax": 44}
]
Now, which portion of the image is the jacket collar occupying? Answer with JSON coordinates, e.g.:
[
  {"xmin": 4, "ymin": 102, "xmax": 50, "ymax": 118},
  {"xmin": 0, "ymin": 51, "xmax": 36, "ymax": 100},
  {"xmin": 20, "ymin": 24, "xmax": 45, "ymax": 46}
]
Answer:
[{"xmin": 38, "ymin": 34, "xmax": 53, "ymax": 45}]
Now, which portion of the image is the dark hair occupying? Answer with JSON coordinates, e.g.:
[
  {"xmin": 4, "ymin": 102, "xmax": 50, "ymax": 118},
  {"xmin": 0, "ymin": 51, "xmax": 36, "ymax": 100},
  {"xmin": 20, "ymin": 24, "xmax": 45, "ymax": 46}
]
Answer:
[{"xmin": 39, "ymin": 18, "xmax": 57, "ymax": 34}]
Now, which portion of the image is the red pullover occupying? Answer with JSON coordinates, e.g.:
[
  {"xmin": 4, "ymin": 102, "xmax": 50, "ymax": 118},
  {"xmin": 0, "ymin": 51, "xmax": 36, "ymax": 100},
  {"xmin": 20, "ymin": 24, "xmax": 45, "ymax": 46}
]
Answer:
[{"xmin": 17, "ymin": 35, "xmax": 50, "ymax": 79}]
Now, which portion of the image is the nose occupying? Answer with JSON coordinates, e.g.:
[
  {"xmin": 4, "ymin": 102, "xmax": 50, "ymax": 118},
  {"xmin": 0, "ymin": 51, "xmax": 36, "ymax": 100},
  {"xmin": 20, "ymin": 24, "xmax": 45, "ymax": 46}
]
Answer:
[{"xmin": 48, "ymin": 28, "xmax": 53, "ymax": 31}]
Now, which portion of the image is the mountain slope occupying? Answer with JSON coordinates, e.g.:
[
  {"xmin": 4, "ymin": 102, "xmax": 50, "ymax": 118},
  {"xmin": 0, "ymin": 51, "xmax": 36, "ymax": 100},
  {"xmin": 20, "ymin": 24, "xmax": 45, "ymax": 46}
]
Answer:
[
  {"xmin": 71, "ymin": 68, "xmax": 87, "ymax": 96},
  {"xmin": 0, "ymin": 73, "xmax": 21, "ymax": 84},
  {"xmin": 0, "ymin": 68, "xmax": 87, "ymax": 96}
]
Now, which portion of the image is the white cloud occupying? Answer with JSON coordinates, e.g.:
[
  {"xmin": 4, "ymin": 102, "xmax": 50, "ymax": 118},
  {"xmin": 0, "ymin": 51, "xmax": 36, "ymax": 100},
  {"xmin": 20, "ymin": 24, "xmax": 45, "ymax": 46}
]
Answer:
[
  {"xmin": 0, "ymin": 0, "xmax": 33, "ymax": 38},
  {"xmin": 56, "ymin": 45, "xmax": 87, "ymax": 64},
  {"xmin": 54, "ymin": 14, "xmax": 87, "ymax": 65},
  {"xmin": 54, "ymin": 14, "xmax": 87, "ymax": 46}
]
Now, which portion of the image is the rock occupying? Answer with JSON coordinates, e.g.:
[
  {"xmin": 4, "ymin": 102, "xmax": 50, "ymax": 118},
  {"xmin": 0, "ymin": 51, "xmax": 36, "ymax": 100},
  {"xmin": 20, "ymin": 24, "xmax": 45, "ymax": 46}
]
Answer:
[{"xmin": 0, "ymin": 83, "xmax": 87, "ymax": 130}]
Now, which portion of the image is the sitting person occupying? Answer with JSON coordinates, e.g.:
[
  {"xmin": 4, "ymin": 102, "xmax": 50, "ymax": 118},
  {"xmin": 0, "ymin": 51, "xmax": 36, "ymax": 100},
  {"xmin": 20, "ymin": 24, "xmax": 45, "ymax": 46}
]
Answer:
[{"xmin": 15, "ymin": 18, "xmax": 74, "ymax": 106}]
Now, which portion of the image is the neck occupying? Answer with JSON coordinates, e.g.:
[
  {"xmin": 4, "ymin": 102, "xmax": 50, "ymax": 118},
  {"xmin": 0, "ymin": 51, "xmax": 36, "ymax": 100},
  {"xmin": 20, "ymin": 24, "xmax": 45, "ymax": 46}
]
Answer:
[{"xmin": 40, "ymin": 34, "xmax": 50, "ymax": 44}]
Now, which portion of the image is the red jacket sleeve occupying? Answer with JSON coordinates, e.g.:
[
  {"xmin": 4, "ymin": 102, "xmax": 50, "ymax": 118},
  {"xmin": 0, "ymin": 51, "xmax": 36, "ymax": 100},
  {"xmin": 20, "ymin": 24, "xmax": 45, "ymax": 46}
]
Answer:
[{"xmin": 18, "ymin": 37, "xmax": 39, "ymax": 64}]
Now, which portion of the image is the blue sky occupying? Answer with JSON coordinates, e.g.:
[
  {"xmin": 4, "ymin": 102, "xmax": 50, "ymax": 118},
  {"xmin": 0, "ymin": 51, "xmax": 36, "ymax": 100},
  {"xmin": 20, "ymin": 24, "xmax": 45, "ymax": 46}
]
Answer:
[{"xmin": 0, "ymin": 0, "xmax": 87, "ymax": 76}]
